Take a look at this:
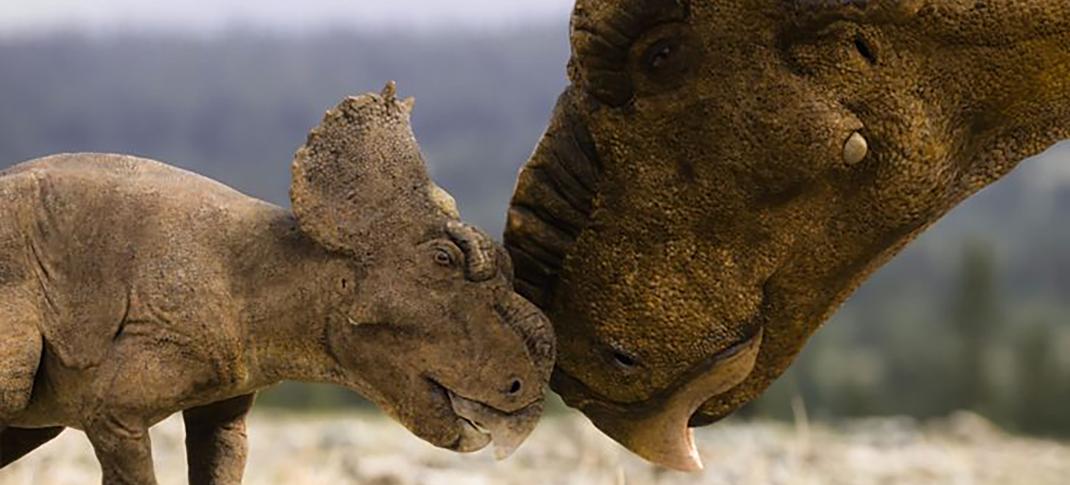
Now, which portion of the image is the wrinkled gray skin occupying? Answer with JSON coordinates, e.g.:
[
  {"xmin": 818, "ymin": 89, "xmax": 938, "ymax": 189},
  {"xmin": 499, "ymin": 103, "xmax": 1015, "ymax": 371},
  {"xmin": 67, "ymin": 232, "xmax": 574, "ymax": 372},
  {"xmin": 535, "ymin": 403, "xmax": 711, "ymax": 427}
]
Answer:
[
  {"xmin": 507, "ymin": 0, "xmax": 1068, "ymax": 470},
  {"xmin": 0, "ymin": 85, "xmax": 554, "ymax": 484}
]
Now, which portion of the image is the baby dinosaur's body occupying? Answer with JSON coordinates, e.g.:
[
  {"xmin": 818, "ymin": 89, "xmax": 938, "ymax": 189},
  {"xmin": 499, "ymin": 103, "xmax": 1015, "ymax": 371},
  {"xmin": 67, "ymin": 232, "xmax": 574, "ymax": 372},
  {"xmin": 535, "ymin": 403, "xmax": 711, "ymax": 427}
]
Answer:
[
  {"xmin": 1, "ymin": 153, "xmax": 318, "ymax": 420},
  {"xmin": 0, "ymin": 87, "xmax": 554, "ymax": 484},
  {"xmin": 0, "ymin": 154, "xmax": 328, "ymax": 482}
]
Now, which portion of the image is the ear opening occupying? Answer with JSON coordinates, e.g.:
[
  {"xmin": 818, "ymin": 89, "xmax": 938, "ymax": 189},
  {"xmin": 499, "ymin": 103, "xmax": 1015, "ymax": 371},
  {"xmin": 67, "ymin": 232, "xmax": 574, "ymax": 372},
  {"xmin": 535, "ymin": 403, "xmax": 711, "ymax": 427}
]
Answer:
[{"xmin": 290, "ymin": 82, "xmax": 448, "ymax": 254}]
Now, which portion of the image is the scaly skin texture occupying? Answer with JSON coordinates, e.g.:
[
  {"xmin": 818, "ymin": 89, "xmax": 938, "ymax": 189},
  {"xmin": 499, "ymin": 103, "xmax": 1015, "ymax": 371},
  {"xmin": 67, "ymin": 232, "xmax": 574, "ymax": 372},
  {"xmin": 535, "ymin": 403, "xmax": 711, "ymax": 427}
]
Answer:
[
  {"xmin": 506, "ymin": 0, "xmax": 1069, "ymax": 468},
  {"xmin": 0, "ymin": 86, "xmax": 554, "ymax": 484}
]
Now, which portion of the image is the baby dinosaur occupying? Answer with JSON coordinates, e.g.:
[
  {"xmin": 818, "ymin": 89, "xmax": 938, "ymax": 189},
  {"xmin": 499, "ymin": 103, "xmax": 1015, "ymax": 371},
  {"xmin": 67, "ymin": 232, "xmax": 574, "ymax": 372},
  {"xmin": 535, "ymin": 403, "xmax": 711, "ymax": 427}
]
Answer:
[{"xmin": 0, "ymin": 83, "xmax": 554, "ymax": 484}]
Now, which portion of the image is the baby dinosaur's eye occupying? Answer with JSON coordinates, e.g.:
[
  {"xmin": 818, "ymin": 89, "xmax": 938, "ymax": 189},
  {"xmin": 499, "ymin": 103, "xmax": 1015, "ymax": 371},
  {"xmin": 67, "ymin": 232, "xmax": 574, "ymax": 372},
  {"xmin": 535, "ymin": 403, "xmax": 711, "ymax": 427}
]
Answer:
[
  {"xmin": 433, "ymin": 248, "xmax": 454, "ymax": 266},
  {"xmin": 428, "ymin": 240, "xmax": 464, "ymax": 269}
]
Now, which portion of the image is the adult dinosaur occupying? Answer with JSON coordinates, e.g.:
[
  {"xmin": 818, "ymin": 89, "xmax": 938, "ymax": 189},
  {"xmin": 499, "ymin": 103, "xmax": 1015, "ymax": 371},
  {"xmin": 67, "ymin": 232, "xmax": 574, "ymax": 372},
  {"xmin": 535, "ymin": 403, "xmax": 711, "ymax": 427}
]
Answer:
[{"xmin": 506, "ymin": 0, "xmax": 1070, "ymax": 470}]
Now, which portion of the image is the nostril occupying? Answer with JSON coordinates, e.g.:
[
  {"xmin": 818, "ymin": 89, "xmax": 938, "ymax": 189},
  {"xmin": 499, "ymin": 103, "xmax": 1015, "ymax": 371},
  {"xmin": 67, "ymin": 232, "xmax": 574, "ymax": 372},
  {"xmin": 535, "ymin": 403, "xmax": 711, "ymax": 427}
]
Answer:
[
  {"xmin": 507, "ymin": 379, "xmax": 523, "ymax": 396},
  {"xmin": 611, "ymin": 350, "xmax": 639, "ymax": 370}
]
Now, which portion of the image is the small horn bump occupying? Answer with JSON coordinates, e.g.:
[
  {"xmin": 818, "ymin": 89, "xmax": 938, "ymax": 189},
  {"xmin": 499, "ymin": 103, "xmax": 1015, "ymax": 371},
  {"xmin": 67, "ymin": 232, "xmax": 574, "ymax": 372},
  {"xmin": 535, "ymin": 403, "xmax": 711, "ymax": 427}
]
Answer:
[
  {"xmin": 429, "ymin": 184, "xmax": 461, "ymax": 219},
  {"xmin": 843, "ymin": 131, "xmax": 869, "ymax": 165},
  {"xmin": 381, "ymin": 81, "xmax": 398, "ymax": 101}
]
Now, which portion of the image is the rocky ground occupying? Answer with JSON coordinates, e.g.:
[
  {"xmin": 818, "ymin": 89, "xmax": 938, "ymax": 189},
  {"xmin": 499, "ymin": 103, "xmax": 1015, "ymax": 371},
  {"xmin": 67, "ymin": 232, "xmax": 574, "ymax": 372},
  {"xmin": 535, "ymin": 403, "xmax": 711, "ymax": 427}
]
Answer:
[{"xmin": 2, "ymin": 410, "xmax": 1068, "ymax": 485}]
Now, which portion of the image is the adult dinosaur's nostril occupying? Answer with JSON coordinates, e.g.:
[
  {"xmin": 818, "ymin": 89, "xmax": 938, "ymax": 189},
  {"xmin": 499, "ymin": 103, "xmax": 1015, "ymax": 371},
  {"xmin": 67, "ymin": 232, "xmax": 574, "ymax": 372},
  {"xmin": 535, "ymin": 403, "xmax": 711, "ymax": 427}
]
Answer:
[{"xmin": 507, "ymin": 379, "xmax": 523, "ymax": 396}]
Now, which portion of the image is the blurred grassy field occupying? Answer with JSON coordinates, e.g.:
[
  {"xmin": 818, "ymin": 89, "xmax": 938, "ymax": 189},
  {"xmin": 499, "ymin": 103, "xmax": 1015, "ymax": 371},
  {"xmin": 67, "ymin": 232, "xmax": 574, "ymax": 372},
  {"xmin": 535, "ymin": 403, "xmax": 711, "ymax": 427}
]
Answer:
[{"xmin": 2, "ymin": 409, "xmax": 1068, "ymax": 485}]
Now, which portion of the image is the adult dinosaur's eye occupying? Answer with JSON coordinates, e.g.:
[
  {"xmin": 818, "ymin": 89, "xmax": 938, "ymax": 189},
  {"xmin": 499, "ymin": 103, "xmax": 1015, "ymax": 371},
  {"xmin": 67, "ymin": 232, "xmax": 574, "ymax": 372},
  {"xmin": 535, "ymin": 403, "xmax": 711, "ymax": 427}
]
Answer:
[
  {"xmin": 631, "ymin": 25, "xmax": 696, "ymax": 94},
  {"xmin": 645, "ymin": 39, "xmax": 678, "ymax": 70},
  {"xmin": 569, "ymin": 1, "xmax": 688, "ymax": 106}
]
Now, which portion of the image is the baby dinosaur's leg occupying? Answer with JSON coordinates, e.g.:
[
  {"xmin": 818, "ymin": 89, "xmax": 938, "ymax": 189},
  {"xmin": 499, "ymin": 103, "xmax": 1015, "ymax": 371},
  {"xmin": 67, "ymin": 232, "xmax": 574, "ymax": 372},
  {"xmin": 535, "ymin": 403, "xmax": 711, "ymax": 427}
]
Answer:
[
  {"xmin": 82, "ymin": 337, "xmax": 189, "ymax": 485},
  {"xmin": 0, "ymin": 295, "xmax": 42, "ymax": 423},
  {"xmin": 85, "ymin": 414, "xmax": 156, "ymax": 485},
  {"xmin": 0, "ymin": 427, "xmax": 64, "ymax": 467},
  {"xmin": 183, "ymin": 393, "xmax": 255, "ymax": 485},
  {"xmin": 82, "ymin": 299, "xmax": 243, "ymax": 484}
]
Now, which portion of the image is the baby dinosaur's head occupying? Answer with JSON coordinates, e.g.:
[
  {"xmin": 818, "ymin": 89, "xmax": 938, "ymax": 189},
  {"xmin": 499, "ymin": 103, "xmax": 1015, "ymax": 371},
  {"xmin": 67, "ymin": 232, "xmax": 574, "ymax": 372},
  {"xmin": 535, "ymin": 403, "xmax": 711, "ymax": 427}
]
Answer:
[{"xmin": 290, "ymin": 84, "xmax": 554, "ymax": 458}]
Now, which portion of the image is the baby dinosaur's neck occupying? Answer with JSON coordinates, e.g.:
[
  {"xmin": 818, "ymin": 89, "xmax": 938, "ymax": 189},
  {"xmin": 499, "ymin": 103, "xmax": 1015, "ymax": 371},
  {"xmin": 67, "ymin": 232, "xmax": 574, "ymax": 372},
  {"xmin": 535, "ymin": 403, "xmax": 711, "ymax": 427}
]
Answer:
[{"xmin": 226, "ymin": 204, "xmax": 351, "ymax": 390}]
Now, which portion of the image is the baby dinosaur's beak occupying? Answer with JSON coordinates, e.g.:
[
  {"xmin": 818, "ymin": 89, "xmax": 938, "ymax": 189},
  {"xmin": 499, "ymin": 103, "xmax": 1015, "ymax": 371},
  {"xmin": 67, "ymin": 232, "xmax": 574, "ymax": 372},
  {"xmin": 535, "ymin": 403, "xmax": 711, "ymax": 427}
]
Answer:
[{"xmin": 448, "ymin": 391, "xmax": 542, "ymax": 460}]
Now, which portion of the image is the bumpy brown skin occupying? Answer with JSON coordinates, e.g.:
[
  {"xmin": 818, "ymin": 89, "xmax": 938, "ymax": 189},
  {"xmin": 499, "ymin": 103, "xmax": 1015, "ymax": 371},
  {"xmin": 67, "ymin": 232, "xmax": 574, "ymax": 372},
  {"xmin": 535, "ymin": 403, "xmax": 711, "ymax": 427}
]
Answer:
[
  {"xmin": 507, "ymin": 0, "xmax": 1069, "ymax": 464},
  {"xmin": 0, "ymin": 87, "xmax": 554, "ymax": 484}
]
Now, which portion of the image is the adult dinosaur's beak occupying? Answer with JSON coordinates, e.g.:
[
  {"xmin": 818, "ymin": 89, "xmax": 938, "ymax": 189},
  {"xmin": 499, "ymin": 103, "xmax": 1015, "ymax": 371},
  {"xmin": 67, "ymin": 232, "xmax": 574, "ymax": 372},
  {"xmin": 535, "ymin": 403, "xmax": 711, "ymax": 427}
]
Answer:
[{"xmin": 554, "ymin": 329, "xmax": 763, "ymax": 471}]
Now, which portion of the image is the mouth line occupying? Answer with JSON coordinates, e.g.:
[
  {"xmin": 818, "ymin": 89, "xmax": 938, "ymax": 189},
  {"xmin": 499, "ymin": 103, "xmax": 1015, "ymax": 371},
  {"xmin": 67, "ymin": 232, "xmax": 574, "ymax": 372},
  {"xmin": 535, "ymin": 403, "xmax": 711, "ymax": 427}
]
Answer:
[
  {"xmin": 426, "ymin": 378, "xmax": 534, "ymax": 421},
  {"xmin": 553, "ymin": 322, "xmax": 766, "ymax": 417},
  {"xmin": 460, "ymin": 415, "xmax": 490, "ymax": 434},
  {"xmin": 426, "ymin": 378, "xmax": 495, "ymax": 452}
]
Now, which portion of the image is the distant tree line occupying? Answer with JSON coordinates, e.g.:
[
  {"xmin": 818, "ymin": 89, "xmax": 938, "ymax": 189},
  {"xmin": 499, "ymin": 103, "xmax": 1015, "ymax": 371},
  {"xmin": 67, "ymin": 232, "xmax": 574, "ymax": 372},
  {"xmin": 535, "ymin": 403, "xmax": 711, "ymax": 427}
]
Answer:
[{"xmin": 748, "ymin": 240, "xmax": 1070, "ymax": 437}]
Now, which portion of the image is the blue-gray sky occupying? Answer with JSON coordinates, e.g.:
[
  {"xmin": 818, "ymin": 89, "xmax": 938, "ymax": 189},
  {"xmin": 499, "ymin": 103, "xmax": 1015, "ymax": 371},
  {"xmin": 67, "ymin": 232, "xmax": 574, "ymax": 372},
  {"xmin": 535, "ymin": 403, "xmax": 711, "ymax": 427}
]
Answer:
[{"xmin": 0, "ymin": 0, "xmax": 575, "ymax": 35}]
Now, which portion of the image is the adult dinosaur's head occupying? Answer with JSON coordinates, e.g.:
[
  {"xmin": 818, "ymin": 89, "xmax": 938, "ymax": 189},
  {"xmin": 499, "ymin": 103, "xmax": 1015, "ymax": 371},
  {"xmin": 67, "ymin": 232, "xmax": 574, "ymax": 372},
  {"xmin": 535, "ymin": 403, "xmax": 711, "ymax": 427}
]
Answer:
[{"xmin": 506, "ymin": 0, "xmax": 1069, "ymax": 470}]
